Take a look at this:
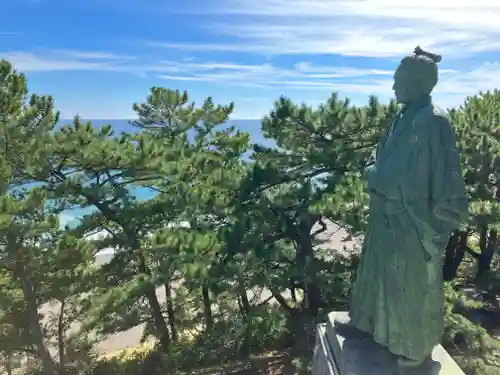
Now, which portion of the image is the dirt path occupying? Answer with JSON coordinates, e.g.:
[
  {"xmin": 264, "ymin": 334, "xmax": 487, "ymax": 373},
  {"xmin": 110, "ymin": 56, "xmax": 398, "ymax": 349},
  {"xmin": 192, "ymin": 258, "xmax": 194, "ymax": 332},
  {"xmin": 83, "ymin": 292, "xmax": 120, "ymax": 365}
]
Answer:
[{"xmin": 38, "ymin": 219, "xmax": 360, "ymax": 354}]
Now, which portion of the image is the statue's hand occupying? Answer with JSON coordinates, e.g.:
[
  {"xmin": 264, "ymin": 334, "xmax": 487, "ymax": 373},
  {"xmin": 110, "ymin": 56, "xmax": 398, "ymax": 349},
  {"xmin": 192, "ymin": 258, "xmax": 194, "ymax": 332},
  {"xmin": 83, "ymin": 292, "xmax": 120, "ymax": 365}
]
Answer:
[
  {"xmin": 424, "ymin": 252, "xmax": 442, "ymax": 263},
  {"xmin": 421, "ymin": 231, "xmax": 450, "ymax": 263},
  {"xmin": 364, "ymin": 164, "xmax": 376, "ymax": 184},
  {"xmin": 368, "ymin": 187, "xmax": 385, "ymax": 200}
]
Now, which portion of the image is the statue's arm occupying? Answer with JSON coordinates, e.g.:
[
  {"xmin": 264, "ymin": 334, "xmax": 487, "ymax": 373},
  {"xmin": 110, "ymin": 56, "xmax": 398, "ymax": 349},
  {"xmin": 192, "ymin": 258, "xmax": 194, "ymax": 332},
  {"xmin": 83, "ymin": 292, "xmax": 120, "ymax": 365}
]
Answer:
[
  {"xmin": 428, "ymin": 116, "xmax": 468, "ymax": 230},
  {"xmin": 364, "ymin": 124, "xmax": 392, "ymax": 185},
  {"xmin": 403, "ymin": 113, "xmax": 468, "ymax": 259}
]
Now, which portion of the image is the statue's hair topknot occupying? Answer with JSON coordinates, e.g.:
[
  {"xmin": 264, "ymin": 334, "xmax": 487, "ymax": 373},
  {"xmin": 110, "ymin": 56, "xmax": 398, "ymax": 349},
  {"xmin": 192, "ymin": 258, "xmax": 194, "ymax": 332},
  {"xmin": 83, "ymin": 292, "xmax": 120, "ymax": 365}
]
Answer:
[
  {"xmin": 413, "ymin": 45, "xmax": 442, "ymax": 63},
  {"xmin": 397, "ymin": 45, "xmax": 441, "ymax": 94}
]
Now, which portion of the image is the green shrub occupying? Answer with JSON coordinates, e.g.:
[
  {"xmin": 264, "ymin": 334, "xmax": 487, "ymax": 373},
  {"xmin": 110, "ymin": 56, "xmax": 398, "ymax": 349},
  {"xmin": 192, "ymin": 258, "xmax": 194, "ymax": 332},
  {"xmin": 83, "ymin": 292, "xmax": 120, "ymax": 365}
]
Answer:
[
  {"xmin": 88, "ymin": 305, "xmax": 289, "ymax": 375},
  {"xmin": 444, "ymin": 284, "xmax": 500, "ymax": 375}
]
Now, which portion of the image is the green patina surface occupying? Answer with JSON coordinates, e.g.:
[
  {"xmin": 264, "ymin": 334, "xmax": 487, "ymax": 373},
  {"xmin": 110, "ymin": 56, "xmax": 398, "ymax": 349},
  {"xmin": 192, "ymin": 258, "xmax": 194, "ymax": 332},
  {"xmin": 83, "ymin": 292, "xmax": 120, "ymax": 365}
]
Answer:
[{"xmin": 348, "ymin": 47, "xmax": 469, "ymax": 365}]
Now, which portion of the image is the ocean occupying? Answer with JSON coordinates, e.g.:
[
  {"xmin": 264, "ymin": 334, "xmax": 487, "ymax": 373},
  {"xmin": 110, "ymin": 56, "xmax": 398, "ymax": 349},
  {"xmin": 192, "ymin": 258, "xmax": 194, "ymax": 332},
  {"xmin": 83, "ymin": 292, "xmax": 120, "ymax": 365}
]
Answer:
[
  {"xmin": 57, "ymin": 118, "xmax": 273, "ymax": 147},
  {"xmin": 56, "ymin": 119, "xmax": 276, "ymax": 225}
]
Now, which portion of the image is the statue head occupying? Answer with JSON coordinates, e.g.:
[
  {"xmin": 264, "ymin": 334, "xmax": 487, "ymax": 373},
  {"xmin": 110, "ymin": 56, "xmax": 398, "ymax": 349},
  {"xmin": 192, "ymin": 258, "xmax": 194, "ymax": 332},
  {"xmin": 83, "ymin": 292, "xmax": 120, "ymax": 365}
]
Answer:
[{"xmin": 392, "ymin": 46, "xmax": 442, "ymax": 104}]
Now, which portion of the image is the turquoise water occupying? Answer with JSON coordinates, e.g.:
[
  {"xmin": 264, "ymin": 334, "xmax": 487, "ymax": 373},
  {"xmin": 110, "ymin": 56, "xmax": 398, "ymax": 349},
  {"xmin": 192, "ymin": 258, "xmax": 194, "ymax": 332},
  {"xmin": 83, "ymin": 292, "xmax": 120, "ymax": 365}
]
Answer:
[{"xmin": 57, "ymin": 119, "xmax": 274, "ymax": 225}]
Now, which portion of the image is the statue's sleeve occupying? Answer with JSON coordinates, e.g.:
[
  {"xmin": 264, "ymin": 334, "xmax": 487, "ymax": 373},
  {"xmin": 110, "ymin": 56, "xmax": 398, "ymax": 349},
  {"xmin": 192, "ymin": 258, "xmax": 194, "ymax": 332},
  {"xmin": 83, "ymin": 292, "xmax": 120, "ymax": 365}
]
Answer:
[
  {"xmin": 364, "ymin": 125, "xmax": 391, "ymax": 186},
  {"xmin": 428, "ymin": 116, "xmax": 468, "ymax": 229},
  {"xmin": 403, "ymin": 114, "xmax": 468, "ymax": 259}
]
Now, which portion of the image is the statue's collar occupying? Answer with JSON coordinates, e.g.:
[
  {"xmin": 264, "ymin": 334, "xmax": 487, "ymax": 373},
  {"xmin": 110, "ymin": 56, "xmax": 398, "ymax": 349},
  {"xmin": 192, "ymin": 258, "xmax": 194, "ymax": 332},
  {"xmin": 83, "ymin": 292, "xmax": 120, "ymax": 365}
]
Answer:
[{"xmin": 403, "ymin": 95, "xmax": 432, "ymax": 112}]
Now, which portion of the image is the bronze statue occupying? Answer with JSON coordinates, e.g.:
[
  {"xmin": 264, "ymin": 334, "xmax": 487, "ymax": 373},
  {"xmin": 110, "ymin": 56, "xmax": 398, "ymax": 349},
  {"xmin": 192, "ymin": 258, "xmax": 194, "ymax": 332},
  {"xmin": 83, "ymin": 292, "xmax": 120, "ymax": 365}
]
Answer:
[{"xmin": 347, "ymin": 46, "xmax": 469, "ymax": 369}]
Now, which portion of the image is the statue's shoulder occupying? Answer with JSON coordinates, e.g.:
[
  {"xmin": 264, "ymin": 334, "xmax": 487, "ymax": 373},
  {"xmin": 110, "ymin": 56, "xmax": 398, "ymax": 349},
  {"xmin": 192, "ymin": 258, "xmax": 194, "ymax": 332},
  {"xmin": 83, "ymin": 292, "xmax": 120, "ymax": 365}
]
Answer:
[{"xmin": 413, "ymin": 103, "xmax": 451, "ymax": 133}]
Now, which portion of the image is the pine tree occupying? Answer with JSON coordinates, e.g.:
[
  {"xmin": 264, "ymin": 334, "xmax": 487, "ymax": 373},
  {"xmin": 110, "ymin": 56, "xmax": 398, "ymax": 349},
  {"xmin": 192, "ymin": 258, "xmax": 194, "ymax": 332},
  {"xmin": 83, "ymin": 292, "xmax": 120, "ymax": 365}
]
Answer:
[
  {"xmin": 132, "ymin": 88, "xmax": 253, "ymax": 337},
  {"xmin": 239, "ymin": 94, "xmax": 397, "ymax": 321},
  {"xmin": 0, "ymin": 60, "xmax": 96, "ymax": 375},
  {"xmin": 447, "ymin": 90, "xmax": 500, "ymax": 281},
  {"xmin": 443, "ymin": 90, "xmax": 500, "ymax": 374},
  {"xmin": 42, "ymin": 118, "xmax": 174, "ymax": 353}
]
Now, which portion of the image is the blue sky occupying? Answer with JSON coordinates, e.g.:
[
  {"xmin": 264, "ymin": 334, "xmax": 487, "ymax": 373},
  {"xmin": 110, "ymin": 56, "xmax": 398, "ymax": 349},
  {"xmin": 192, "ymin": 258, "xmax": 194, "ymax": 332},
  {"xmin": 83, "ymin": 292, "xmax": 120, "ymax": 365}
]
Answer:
[{"xmin": 1, "ymin": 0, "xmax": 500, "ymax": 120}]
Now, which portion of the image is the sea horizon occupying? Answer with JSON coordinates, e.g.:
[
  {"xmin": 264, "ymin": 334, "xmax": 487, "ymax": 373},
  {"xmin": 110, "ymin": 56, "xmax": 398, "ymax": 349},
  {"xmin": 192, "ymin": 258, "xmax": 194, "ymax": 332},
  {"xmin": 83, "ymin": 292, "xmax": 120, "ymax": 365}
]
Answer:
[{"xmin": 57, "ymin": 118, "xmax": 272, "ymax": 147}]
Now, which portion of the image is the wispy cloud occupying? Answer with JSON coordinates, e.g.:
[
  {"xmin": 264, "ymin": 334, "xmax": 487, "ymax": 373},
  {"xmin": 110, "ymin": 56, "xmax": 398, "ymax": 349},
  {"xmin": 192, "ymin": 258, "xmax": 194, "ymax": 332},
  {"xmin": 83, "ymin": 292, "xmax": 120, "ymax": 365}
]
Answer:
[
  {"xmin": 294, "ymin": 62, "xmax": 394, "ymax": 78},
  {"xmin": 157, "ymin": 60, "xmax": 398, "ymax": 92},
  {"xmin": 138, "ymin": 1, "xmax": 500, "ymax": 110},
  {"xmin": 2, "ymin": 48, "xmax": 500, "ymax": 102},
  {"xmin": 146, "ymin": 41, "xmax": 260, "ymax": 53},
  {"xmin": 157, "ymin": 75, "xmax": 213, "ymax": 81},
  {"xmin": 0, "ymin": 51, "xmax": 114, "ymax": 72},
  {"xmin": 1, "ymin": 50, "xmax": 185, "ymax": 75},
  {"xmin": 0, "ymin": 51, "xmax": 129, "ymax": 72},
  {"xmin": 435, "ymin": 62, "xmax": 500, "ymax": 106},
  {"xmin": 0, "ymin": 31, "xmax": 22, "ymax": 36},
  {"xmin": 159, "ymin": 59, "xmax": 500, "ymax": 100},
  {"xmin": 165, "ymin": 0, "xmax": 500, "ymax": 58},
  {"xmin": 0, "ymin": 49, "xmax": 390, "ymax": 84},
  {"xmin": 52, "ymin": 50, "xmax": 137, "ymax": 60}
]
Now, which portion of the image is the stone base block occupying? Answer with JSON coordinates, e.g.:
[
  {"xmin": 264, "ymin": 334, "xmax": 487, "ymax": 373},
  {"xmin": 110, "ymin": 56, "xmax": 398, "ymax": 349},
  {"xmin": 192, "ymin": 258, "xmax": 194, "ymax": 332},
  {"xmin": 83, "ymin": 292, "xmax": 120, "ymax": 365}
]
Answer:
[{"xmin": 312, "ymin": 311, "xmax": 465, "ymax": 375}]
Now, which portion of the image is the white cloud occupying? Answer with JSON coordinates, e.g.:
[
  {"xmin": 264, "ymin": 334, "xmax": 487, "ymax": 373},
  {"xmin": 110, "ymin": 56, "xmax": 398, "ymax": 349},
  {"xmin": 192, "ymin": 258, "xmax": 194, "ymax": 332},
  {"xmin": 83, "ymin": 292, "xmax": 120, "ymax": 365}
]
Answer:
[
  {"xmin": 146, "ymin": 41, "xmax": 261, "ymax": 53},
  {"xmin": 157, "ymin": 75, "xmax": 213, "ymax": 81},
  {"xmin": 433, "ymin": 62, "xmax": 500, "ymax": 108},
  {"xmin": 294, "ymin": 62, "xmax": 393, "ymax": 78},
  {"xmin": 438, "ymin": 62, "xmax": 500, "ymax": 95},
  {"xmin": 3, "ymin": 48, "xmax": 499, "ymax": 111},
  {"xmin": 172, "ymin": 0, "xmax": 500, "ymax": 58},
  {"xmin": 0, "ymin": 50, "xmax": 179, "ymax": 74},
  {"xmin": 1, "ymin": 51, "xmax": 122, "ymax": 72},
  {"xmin": 142, "ymin": 0, "xmax": 500, "ymax": 111},
  {"xmin": 51, "ymin": 50, "xmax": 137, "ymax": 60},
  {"xmin": 0, "ymin": 50, "xmax": 395, "ymax": 91},
  {"xmin": 158, "ymin": 59, "xmax": 500, "ymax": 101},
  {"xmin": 157, "ymin": 60, "xmax": 394, "ymax": 89},
  {"xmin": 1, "ymin": 2, "xmax": 498, "ymax": 122}
]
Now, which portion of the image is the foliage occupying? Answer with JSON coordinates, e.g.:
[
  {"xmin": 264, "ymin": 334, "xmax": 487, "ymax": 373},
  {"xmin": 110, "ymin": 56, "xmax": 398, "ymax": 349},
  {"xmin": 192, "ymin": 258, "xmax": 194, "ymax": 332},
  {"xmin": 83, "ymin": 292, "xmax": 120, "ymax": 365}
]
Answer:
[
  {"xmin": 0, "ymin": 58, "xmax": 500, "ymax": 375},
  {"xmin": 444, "ymin": 283, "xmax": 500, "ymax": 374},
  {"xmin": 446, "ymin": 91, "xmax": 500, "ymax": 281},
  {"xmin": 91, "ymin": 306, "xmax": 288, "ymax": 375}
]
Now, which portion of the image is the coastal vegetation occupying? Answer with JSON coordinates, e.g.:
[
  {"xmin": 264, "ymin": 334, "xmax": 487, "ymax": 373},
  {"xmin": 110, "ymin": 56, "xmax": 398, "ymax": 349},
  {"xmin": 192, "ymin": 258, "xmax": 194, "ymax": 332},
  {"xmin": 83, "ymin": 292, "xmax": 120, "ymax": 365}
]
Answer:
[{"xmin": 0, "ymin": 58, "xmax": 499, "ymax": 375}]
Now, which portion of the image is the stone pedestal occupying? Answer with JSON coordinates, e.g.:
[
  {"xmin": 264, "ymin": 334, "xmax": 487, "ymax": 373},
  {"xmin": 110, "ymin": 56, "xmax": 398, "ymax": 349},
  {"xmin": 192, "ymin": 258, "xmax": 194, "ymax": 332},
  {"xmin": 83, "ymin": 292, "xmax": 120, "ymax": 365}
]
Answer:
[{"xmin": 312, "ymin": 311, "xmax": 465, "ymax": 375}]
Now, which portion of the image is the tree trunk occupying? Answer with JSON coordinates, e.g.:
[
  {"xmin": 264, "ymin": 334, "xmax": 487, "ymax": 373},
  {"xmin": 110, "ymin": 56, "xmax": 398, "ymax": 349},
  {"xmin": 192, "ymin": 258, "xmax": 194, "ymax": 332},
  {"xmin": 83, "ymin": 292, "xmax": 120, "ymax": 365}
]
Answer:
[
  {"xmin": 270, "ymin": 288, "xmax": 294, "ymax": 313},
  {"xmin": 129, "ymin": 231, "xmax": 171, "ymax": 353},
  {"xmin": 3, "ymin": 353, "xmax": 12, "ymax": 375},
  {"xmin": 290, "ymin": 279, "xmax": 298, "ymax": 304},
  {"xmin": 442, "ymin": 232, "xmax": 461, "ymax": 281},
  {"xmin": 238, "ymin": 277, "xmax": 252, "ymax": 356},
  {"xmin": 15, "ymin": 263, "xmax": 61, "ymax": 375},
  {"xmin": 477, "ymin": 227, "xmax": 497, "ymax": 279},
  {"xmin": 164, "ymin": 281, "xmax": 178, "ymax": 342},
  {"xmin": 144, "ymin": 285, "xmax": 170, "ymax": 352},
  {"xmin": 202, "ymin": 283, "xmax": 213, "ymax": 332},
  {"xmin": 83, "ymin": 202, "xmax": 170, "ymax": 352},
  {"xmin": 139, "ymin": 254, "xmax": 170, "ymax": 352},
  {"xmin": 296, "ymin": 233, "xmax": 321, "ymax": 317},
  {"xmin": 57, "ymin": 299, "xmax": 65, "ymax": 369},
  {"xmin": 237, "ymin": 276, "xmax": 251, "ymax": 315}
]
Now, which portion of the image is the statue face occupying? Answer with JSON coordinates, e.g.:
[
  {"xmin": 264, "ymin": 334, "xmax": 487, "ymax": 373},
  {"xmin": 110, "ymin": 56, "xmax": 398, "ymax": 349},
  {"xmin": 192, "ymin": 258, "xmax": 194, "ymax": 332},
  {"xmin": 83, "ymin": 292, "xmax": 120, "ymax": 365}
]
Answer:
[{"xmin": 392, "ymin": 63, "xmax": 414, "ymax": 104}]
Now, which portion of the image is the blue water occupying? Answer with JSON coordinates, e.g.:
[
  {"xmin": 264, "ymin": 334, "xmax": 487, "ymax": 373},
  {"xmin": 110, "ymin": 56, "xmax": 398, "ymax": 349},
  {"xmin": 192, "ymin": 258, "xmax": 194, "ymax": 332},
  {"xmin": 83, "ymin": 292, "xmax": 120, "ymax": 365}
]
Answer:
[
  {"xmin": 57, "ymin": 118, "xmax": 275, "ymax": 225},
  {"xmin": 57, "ymin": 118, "xmax": 271, "ymax": 145}
]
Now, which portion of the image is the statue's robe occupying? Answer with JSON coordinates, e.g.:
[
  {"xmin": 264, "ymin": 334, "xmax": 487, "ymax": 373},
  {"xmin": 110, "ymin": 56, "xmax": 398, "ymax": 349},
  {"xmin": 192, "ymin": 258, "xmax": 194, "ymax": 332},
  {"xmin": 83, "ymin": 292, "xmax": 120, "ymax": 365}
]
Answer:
[{"xmin": 349, "ymin": 96, "xmax": 468, "ymax": 361}]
